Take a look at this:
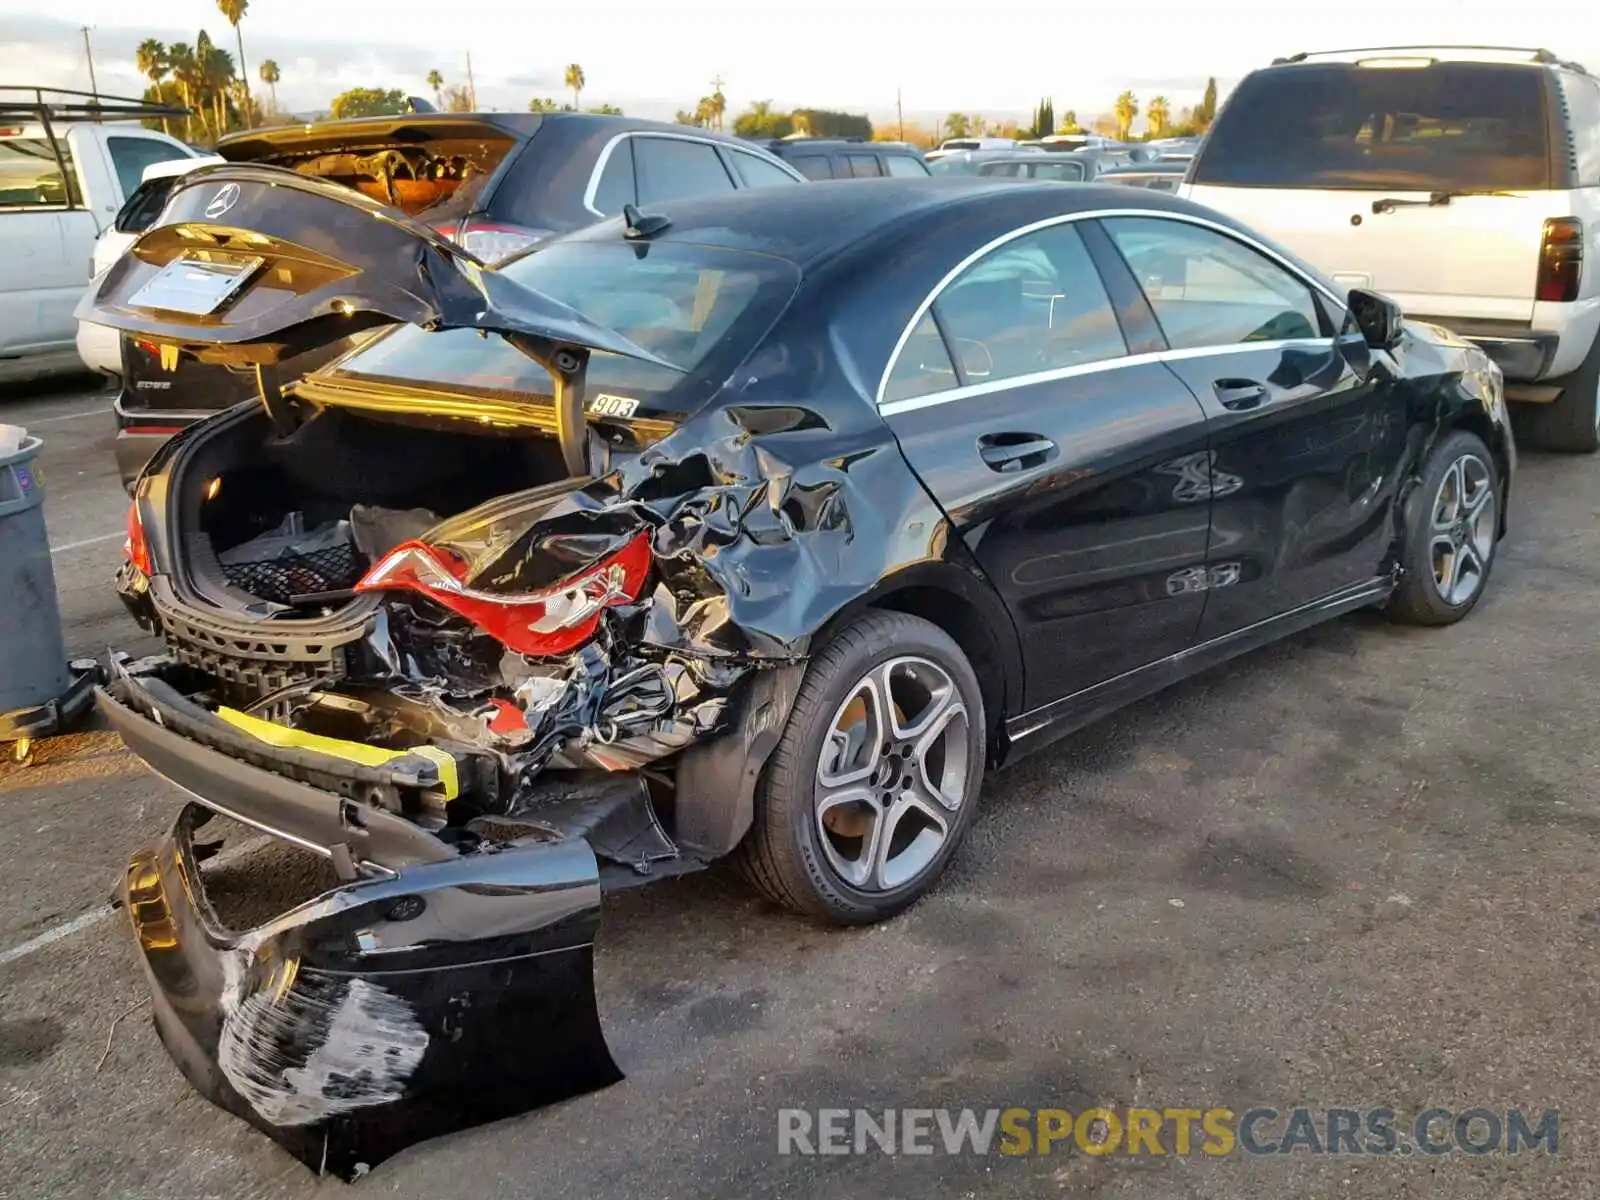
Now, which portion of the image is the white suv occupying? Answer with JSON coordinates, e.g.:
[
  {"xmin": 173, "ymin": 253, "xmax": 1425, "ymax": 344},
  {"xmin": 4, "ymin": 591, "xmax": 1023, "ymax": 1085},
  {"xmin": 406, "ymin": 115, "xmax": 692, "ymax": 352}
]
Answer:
[{"xmin": 1183, "ymin": 46, "xmax": 1600, "ymax": 451}]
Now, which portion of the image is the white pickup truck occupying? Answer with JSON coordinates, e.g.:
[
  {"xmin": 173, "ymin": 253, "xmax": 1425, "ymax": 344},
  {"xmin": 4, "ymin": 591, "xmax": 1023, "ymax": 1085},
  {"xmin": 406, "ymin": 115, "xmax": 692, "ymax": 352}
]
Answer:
[{"xmin": 0, "ymin": 88, "xmax": 197, "ymax": 382}]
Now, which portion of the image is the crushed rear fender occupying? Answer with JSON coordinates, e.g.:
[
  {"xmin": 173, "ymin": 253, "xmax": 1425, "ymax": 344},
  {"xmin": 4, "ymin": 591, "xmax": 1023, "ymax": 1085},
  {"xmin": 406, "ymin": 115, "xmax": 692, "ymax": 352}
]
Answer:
[{"xmin": 125, "ymin": 802, "xmax": 620, "ymax": 1181}]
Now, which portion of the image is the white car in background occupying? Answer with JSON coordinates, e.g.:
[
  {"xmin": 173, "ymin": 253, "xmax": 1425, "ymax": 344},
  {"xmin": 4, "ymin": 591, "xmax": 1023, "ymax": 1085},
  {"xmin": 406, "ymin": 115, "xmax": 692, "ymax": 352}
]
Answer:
[{"xmin": 75, "ymin": 154, "xmax": 224, "ymax": 379}]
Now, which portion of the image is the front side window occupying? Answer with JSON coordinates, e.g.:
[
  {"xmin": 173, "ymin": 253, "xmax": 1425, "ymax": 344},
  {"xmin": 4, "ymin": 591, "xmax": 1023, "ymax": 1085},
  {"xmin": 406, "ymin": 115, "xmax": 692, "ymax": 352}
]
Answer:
[
  {"xmin": 106, "ymin": 137, "xmax": 191, "ymax": 200},
  {"xmin": 926, "ymin": 222, "xmax": 1126, "ymax": 387},
  {"xmin": 633, "ymin": 137, "xmax": 736, "ymax": 205},
  {"xmin": 1103, "ymin": 216, "xmax": 1324, "ymax": 350},
  {"xmin": 1194, "ymin": 62, "xmax": 1552, "ymax": 191},
  {"xmin": 0, "ymin": 137, "xmax": 79, "ymax": 207}
]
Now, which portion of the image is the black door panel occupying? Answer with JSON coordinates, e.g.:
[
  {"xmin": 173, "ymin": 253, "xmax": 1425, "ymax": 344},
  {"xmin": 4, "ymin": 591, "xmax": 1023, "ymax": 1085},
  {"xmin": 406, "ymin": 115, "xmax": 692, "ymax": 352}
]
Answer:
[
  {"xmin": 1162, "ymin": 338, "xmax": 1389, "ymax": 634},
  {"xmin": 885, "ymin": 361, "xmax": 1212, "ymax": 708}
]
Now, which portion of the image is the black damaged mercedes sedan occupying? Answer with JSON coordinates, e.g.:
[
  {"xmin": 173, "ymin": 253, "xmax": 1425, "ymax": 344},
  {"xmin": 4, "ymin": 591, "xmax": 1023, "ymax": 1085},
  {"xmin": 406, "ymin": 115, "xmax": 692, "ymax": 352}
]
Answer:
[{"xmin": 83, "ymin": 171, "xmax": 1512, "ymax": 1176}]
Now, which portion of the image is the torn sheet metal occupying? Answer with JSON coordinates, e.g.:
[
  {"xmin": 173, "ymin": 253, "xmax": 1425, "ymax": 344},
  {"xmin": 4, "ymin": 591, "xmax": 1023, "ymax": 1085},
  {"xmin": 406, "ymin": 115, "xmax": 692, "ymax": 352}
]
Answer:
[{"xmin": 125, "ymin": 802, "xmax": 621, "ymax": 1181}]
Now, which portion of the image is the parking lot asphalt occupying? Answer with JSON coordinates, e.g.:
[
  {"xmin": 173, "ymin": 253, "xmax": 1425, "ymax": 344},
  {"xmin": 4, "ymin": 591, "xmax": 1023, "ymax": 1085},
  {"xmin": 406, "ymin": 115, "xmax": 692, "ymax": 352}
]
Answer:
[{"xmin": 2, "ymin": 375, "xmax": 1598, "ymax": 1199}]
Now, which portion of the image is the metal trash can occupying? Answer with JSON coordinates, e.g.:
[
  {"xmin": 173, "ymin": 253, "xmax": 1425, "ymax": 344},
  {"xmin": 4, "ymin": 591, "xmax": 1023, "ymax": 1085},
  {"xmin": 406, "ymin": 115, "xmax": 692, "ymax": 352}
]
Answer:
[{"xmin": 0, "ymin": 433, "xmax": 98, "ymax": 764}]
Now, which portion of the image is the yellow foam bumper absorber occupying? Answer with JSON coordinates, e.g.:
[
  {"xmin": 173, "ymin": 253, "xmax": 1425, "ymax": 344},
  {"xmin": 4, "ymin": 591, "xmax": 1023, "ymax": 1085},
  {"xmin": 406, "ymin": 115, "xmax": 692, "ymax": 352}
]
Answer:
[{"xmin": 215, "ymin": 707, "xmax": 460, "ymax": 802}]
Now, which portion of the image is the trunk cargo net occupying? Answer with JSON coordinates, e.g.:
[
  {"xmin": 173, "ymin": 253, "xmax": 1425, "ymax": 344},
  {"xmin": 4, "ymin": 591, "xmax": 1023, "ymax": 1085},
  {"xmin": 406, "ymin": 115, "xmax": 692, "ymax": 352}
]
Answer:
[{"xmin": 217, "ymin": 514, "xmax": 366, "ymax": 605}]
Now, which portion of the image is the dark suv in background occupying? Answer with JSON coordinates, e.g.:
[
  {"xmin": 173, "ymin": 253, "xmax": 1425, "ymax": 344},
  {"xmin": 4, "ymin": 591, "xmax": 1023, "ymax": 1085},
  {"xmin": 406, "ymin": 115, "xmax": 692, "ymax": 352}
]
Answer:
[
  {"xmin": 746, "ymin": 137, "xmax": 931, "ymax": 180},
  {"xmin": 111, "ymin": 112, "xmax": 803, "ymax": 488}
]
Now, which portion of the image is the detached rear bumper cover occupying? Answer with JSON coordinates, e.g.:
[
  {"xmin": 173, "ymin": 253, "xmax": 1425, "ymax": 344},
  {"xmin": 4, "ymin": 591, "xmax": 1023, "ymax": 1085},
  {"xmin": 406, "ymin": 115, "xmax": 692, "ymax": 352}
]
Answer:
[{"xmin": 106, "ymin": 685, "xmax": 621, "ymax": 1180}]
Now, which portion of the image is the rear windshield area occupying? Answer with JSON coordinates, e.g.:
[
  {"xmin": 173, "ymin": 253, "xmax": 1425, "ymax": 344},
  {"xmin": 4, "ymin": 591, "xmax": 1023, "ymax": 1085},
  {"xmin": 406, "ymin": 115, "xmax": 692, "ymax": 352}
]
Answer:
[
  {"xmin": 331, "ymin": 239, "xmax": 800, "ymax": 408},
  {"xmin": 1194, "ymin": 62, "xmax": 1552, "ymax": 191}
]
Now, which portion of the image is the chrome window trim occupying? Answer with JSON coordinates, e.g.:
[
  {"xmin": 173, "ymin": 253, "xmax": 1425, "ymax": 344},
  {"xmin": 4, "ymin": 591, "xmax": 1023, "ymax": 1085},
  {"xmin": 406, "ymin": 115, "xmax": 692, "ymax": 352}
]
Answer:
[
  {"xmin": 583, "ymin": 131, "xmax": 803, "ymax": 217},
  {"xmin": 874, "ymin": 208, "xmax": 1346, "ymax": 407},
  {"xmin": 879, "ymin": 337, "xmax": 1335, "ymax": 417}
]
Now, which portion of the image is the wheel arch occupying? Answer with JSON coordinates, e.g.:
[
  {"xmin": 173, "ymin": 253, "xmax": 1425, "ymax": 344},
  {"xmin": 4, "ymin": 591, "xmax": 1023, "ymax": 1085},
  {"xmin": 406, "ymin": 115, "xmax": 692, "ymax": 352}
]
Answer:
[{"xmin": 1436, "ymin": 404, "xmax": 1514, "ymax": 538}]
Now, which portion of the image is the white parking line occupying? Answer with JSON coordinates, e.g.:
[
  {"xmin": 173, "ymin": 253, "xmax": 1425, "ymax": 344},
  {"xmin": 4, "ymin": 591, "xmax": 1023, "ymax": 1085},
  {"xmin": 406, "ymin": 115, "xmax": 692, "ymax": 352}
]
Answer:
[
  {"xmin": 0, "ymin": 905, "xmax": 114, "ymax": 967},
  {"xmin": 21, "ymin": 405, "xmax": 112, "ymax": 426},
  {"xmin": 49, "ymin": 531, "xmax": 123, "ymax": 555}
]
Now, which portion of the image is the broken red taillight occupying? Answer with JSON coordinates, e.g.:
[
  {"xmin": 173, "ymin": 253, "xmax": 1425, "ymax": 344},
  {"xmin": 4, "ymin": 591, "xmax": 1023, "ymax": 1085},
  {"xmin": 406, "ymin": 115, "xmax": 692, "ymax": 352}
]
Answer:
[
  {"xmin": 124, "ymin": 500, "xmax": 153, "ymax": 576},
  {"xmin": 356, "ymin": 531, "xmax": 652, "ymax": 657}
]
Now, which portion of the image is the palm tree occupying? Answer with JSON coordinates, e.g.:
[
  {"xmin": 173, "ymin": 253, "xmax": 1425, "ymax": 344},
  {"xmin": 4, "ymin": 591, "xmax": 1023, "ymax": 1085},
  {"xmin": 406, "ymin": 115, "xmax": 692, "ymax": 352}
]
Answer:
[
  {"xmin": 564, "ymin": 63, "xmax": 585, "ymax": 110},
  {"xmin": 217, "ymin": 0, "xmax": 252, "ymax": 127},
  {"xmin": 1114, "ymin": 90, "xmax": 1139, "ymax": 142},
  {"xmin": 707, "ymin": 89, "xmax": 726, "ymax": 132},
  {"xmin": 196, "ymin": 33, "xmax": 237, "ymax": 140},
  {"xmin": 426, "ymin": 69, "xmax": 443, "ymax": 109},
  {"xmin": 259, "ymin": 58, "xmax": 279, "ymax": 113},
  {"xmin": 943, "ymin": 112, "xmax": 970, "ymax": 139},
  {"xmin": 166, "ymin": 43, "xmax": 200, "ymax": 141},
  {"xmin": 1147, "ymin": 95, "xmax": 1170, "ymax": 139},
  {"xmin": 136, "ymin": 40, "xmax": 171, "ymax": 134}
]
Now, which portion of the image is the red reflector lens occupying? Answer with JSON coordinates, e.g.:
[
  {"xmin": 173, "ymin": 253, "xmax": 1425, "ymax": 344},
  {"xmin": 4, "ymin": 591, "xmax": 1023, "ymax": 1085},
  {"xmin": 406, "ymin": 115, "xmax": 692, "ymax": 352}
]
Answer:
[
  {"xmin": 356, "ymin": 532, "xmax": 652, "ymax": 657},
  {"xmin": 1536, "ymin": 217, "xmax": 1583, "ymax": 304},
  {"xmin": 124, "ymin": 501, "xmax": 153, "ymax": 576}
]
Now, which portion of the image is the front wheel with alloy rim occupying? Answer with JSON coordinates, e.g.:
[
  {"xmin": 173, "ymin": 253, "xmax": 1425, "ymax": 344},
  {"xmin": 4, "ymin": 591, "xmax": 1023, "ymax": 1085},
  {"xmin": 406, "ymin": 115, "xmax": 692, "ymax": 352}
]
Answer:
[
  {"xmin": 735, "ymin": 610, "xmax": 987, "ymax": 925},
  {"xmin": 1387, "ymin": 429, "xmax": 1501, "ymax": 626}
]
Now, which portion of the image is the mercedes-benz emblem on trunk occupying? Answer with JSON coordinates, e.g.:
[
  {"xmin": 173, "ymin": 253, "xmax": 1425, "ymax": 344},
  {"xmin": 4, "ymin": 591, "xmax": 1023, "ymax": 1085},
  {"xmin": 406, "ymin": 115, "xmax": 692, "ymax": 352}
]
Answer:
[{"xmin": 204, "ymin": 183, "xmax": 240, "ymax": 218}]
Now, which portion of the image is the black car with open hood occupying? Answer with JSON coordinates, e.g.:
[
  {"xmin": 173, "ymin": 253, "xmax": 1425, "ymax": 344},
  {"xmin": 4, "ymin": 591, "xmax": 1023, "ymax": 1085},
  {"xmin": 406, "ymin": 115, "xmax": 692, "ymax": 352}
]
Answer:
[{"xmin": 90, "ymin": 171, "xmax": 1513, "ymax": 1178}]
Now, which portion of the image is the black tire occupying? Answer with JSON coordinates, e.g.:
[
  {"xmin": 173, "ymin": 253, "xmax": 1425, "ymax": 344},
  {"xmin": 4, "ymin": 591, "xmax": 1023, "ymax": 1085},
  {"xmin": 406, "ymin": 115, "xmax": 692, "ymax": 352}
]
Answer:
[
  {"xmin": 734, "ymin": 610, "xmax": 987, "ymax": 926},
  {"xmin": 1387, "ymin": 429, "xmax": 1501, "ymax": 626},
  {"xmin": 1516, "ymin": 327, "xmax": 1600, "ymax": 453}
]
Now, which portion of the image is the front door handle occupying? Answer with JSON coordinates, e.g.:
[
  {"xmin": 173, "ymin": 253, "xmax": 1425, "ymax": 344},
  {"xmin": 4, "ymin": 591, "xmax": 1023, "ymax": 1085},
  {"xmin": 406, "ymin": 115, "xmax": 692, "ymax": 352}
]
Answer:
[
  {"xmin": 978, "ymin": 433, "xmax": 1058, "ymax": 473},
  {"xmin": 1213, "ymin": 379, "xmax": 1268, "ymax": 411}
]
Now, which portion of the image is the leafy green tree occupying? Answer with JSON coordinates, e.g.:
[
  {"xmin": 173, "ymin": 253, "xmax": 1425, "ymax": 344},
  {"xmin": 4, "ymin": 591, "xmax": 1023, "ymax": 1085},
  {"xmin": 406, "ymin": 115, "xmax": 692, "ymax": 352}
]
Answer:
[
  {"xmin": 442, "ymin": 84, "xmax": 473, "ymax": 112},
  {"xmin": 136, "ymin": 40, "xmax": 170, "ymax": 134},
  {"xmin": 564, "ymin": 63, "xmax": 585, "ymax": 110},
  {"xmin": 792, "ymin": 108, "xmax": 871, "ymax": 139},
  {"xmin": 589, "ymin": 103, "xmax": 623, "ymax": 115},
  {"xmin": 330, "ymin": 87, "xmax": 408, "ymax": 119},
  {"xmin": 943, "ymin": 112, "xmax": 970, "ymax": 139},
  {"xmin": 217, "ymin": 0, "xmax": 251, "ymax": 128},
  {"xmin": 426, "ymin": 69, "xmax": 443, "ymax": 108},
  {"xmin": 528, "ymin": 96, "xmax": 561, "ymax": 113},
  {"xmin": 1059, "ymin": 109, "xmax": 1081, "ymax": 133},
  {"xmin": 1198, "ymin": 76, "xmax": 1218, "ymax": 128},
  {"xmin": 1114, "ymin": 90, "xmax": 1139, "ymax": 141},
  {"xmin": 733, "ymin": 99, "xmax": 792, "ymax": 138}
]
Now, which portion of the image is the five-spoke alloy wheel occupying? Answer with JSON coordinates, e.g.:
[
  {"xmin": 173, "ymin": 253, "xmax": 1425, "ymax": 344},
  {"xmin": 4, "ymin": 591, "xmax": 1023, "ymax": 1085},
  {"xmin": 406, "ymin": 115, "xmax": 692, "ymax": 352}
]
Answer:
[
  {"xmin": 1389, "ymin": 429, "xmax": 1501, "ymax": 626},
  {"xmin": 736, "ymin": 611, "xmax": 986, "ymax": 925}
]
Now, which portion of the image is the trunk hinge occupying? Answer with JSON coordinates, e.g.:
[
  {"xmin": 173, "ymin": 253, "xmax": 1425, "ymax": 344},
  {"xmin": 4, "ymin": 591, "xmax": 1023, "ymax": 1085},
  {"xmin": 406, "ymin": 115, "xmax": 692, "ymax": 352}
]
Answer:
[
  {"xmin": 253, "ymin": 363, "xmax": 300, "ymax": 438},
  {"xmin": 507, "ymin": 334, "xmax": 593, "ymax": 477}
]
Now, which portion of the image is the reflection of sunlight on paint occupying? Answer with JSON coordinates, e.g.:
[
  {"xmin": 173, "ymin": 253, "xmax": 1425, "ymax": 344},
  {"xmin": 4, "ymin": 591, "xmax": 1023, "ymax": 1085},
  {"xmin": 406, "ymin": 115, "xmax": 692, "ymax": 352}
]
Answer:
[{"xmin": 0, "ymin": 731, "xmax": 138, "ymax": 793}]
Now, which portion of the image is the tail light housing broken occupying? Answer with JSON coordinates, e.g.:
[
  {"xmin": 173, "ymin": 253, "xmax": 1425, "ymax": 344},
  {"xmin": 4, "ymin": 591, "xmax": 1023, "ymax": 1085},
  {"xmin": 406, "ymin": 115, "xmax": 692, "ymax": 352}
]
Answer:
[
  {"xmin": 356, "ymin": 531, "xmax": 652, "ymax": 657},
  {"xmin": 124, "ymin": 500, "xmax": 153, "ymax": 577}
]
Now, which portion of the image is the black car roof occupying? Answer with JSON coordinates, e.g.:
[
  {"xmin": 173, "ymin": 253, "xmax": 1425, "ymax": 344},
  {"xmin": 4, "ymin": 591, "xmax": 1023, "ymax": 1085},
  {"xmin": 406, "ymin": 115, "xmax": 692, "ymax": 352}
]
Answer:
[{"xmin": 560, "ymin": 178, "xmax": 1239, "ymax": 268}]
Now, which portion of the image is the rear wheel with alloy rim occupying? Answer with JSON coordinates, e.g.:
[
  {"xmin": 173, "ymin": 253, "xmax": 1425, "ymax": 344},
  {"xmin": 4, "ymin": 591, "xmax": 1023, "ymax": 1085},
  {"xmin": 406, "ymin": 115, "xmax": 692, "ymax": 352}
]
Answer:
[
  {"xmin": 1387, "ymin": 429, "xmax": 1501, "ymax": 626},
  {"xmin": 735, "ymin": 610, "xmax": 986, "ymax": 925}
]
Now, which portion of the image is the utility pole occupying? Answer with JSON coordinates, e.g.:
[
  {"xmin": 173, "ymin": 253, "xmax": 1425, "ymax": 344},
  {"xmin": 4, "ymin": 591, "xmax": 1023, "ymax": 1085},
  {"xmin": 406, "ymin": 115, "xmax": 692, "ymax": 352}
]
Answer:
[
  {"xmin": 897, "ymin": 88, "xmax": 904, "ymax": 141},
  {"xmin": 80, "ymin": 26, "xmax": 99, "ymax": 101},
  {"xmin": 465, "ymin": 52, "xmax": 478, "ymax": 110}
]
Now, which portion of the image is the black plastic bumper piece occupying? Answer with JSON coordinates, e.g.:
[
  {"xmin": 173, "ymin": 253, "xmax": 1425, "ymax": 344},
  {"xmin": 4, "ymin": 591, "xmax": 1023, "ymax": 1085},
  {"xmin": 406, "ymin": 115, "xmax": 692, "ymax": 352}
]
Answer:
[{"xmin": 124, "ymin": 802, "xmax": 623, "ymax": 1180}]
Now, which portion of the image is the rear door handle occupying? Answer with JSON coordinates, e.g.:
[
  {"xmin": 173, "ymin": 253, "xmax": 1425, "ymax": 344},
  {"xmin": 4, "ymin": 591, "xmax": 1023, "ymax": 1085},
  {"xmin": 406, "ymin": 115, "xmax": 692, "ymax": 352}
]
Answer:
[
  {"xmin": 978, "ymin": 433, "xmax": 1058, "ymax": 473},
  {"xmin": 1213, "ymin": 379, "xmax": 1268, "ymax": 411}
]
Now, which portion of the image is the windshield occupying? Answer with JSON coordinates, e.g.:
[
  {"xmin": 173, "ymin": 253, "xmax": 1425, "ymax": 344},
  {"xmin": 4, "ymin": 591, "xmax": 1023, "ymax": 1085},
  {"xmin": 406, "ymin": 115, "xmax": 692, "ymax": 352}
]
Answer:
[
  {"xmin": 1193, "ymin": 62, "xmax": 1552, "ymax": 191},
  {"xmin": 332, "ymin": 239, "xmax": 801, "ymax": 412}
]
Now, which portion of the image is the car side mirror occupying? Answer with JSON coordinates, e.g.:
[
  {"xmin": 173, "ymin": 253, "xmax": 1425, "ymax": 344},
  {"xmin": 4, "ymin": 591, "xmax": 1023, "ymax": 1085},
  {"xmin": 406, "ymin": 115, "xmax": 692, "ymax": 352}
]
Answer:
[{"xmin": 1347, "ymin": 288, "xmax": 1403, "ymax": 351}]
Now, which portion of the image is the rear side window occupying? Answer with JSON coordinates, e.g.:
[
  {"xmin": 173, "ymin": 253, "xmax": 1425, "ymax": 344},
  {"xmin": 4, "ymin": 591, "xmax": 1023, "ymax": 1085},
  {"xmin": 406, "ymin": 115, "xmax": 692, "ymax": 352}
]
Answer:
[
  {"xmin": 1559, "ymin": 73, "xmax": 1600, "ymax": 186},
  {"xmin": 106, "ymin": 137, "xmax": 191, "ymax": 200},
  {"xmin": 884, "ymin": 155, "xmax": 930, "ymax": 177},
  {"xmin": 845, "ymin": 154, "xmax": 884, "ymax": 178},
  {"xmin": 727, "ymin": 150, "xmax": 798, "ymax": 189},
  {"xmin": 633, "ymin": 137, "xmax": 736, "ymax": 205},
  {"xmin": 114, "ymin": 176, "xmax": 180, "ymax": 232},
  {"xmin": 978, "ymin": 162, "xmax": 1023, "ymax": 178},
  {"xmin": 1104, "ymin": 217, "xmax": 1323, "ymax": 349},
  {"xmin": 591, "ymin": 139, "xmax": 636, "ymax": 214},
  {"xmin": 1195, "ymin": 62, "xmax": 1552, "ymax": 191},
  {"xmin": 927, "ymin": 222, "xmax": 1126, "ymax": 387},
  {"xmin": 791, "ymin": 155, "xmax": 833, "ymax": 180},
  {"xmin": 0, "ymin": 137, "xmax": 80, "ymax": 207}
]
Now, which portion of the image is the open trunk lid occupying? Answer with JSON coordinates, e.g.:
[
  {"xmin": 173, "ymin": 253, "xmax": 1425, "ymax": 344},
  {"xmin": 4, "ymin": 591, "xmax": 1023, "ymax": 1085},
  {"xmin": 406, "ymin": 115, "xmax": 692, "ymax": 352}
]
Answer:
[{"xmin": 80, "ymin": 164, "xmax": 679, "ymax": 473}]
